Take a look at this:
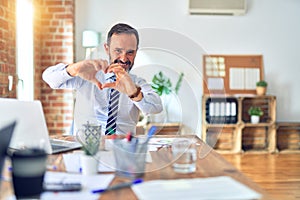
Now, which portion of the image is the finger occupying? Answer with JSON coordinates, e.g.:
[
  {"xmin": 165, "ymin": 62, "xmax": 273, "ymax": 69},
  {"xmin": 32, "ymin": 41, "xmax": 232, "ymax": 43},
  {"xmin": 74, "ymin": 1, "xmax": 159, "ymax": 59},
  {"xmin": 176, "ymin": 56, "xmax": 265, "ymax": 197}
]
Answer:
[
  {"xmin": 95, "ymin": 82, "xmax": 102, "ymax": 90},
  {"xmin": 101, "ymin": 82, "xmax": 116, "ymax": 89},
  {"xmin": 106, "ymin": 63, "xmax": 123, "ymax": 73},
  {"xmin": 95, "ymin": 59, "xmax": 108, "ymax": 71},
  {"xmin": 91, "ymin": 78, "xmax": 103, "ymax": 89}
]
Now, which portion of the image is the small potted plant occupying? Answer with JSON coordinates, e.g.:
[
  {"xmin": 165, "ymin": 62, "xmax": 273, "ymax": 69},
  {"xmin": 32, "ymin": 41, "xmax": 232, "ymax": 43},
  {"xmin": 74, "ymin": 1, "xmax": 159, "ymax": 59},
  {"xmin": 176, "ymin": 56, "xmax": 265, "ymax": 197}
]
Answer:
[
  {"xmin": 248, "ymin": 106, "xmax": 263, "ymax": 124},
  {"xmin": 151, "ymin": 71, "xmax": 184, "ymax": 122},
  {"xmin": 80, "ymin": 137, "xmax": 100, "ymax": 175},
  {"xmin": 256, "ymin": 80, "xmax": 268, "ymax": 96},
  {"xmin": 76, "ymin": 121, "xmax": 101, "ymax": 175}
]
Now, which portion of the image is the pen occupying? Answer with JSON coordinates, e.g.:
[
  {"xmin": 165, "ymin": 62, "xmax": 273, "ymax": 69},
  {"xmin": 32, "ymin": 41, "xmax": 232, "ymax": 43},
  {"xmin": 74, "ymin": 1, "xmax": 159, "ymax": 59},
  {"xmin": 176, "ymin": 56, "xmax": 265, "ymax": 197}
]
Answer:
[
  {"xmin": 91, "ymin": 178, "xmax": 143, "ymax": 194},
  {"xmin": 47, "ymin": 164, "xmax": 57, "ymax": 171},
  {"xmin": 146, "ymin": 126, "xmax": 157, "ymax": 142},
  {"xmin": 126, "ymin": 132, "xmax": 133, "ymax": 142}
]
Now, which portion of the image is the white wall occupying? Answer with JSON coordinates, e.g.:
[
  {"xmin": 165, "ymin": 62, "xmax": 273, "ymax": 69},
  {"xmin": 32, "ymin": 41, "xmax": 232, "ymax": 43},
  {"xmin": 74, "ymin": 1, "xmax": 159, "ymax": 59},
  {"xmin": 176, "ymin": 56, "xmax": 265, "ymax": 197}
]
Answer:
[{"xmin": 75, "ymin": 0, "xmax": 300, "ymax": 135}]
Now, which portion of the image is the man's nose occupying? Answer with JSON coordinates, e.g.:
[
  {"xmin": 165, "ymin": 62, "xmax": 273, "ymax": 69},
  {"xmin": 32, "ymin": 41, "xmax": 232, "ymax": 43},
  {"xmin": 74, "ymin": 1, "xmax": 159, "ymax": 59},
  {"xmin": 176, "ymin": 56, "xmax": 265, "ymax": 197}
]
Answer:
[{"xmin": 119, "ymin": 52, "xmax": 127, "ymax": 62}]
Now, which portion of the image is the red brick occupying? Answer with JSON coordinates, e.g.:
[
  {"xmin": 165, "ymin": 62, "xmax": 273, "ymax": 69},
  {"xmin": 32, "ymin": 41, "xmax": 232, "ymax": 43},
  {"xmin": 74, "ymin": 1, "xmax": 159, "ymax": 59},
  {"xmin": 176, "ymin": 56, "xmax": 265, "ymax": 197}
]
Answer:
[
  {"xmin": 44, "ymin": 1, "xmax": 63, "ymax": 6},
  {"xmin": 48, "ymin": 7, "xmax": 65, "ymax": 13}
]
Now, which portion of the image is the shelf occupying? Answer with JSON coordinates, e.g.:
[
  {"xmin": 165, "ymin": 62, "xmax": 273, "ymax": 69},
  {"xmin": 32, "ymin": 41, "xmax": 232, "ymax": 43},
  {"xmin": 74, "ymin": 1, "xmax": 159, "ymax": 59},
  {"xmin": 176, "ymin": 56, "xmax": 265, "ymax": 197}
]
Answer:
[
  {"xmin": 277, "ymin": 122, "xmax": 300, "ymax": 152},
  {"xmin": 204, "ymin": 123, "xmax": 239, "ymax": 128},
  {"xmin": 202, "ymin": 95, "xmax": 277, "ymax": 153},
  {"xmin": 243, "ymin": 122, "xmax": 275, "ymax": 127}
]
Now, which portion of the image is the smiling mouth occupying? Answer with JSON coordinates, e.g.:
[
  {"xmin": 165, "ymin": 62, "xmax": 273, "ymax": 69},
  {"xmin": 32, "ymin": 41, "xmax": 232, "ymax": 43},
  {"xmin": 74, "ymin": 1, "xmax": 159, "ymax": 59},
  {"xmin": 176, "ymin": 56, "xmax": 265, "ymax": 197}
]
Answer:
[{"xmin": 114, "ymin": 60, "xmax": 131, "ymax": 68}]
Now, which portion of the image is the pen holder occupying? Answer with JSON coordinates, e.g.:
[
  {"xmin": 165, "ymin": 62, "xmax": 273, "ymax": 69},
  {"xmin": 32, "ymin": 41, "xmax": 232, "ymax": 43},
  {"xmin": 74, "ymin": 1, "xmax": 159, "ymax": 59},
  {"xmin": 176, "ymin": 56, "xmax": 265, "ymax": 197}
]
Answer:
[{"xmin": 113, "ymin": 137, "xmax": 148, "ymax": 179}]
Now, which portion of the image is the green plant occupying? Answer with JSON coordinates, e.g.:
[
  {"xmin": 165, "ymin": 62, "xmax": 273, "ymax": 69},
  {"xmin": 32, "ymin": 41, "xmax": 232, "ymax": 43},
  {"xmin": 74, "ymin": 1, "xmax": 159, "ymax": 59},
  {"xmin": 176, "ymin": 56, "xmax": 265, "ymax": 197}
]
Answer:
[
  {"xmin": 248, "ymin": 106, "xmax": 264, "ymax": 116},
  {"xmin": 151, "ymin": 71, "xmax": 184, "ymax": 96},
  {"xmin": 256, "ymin": 80, "xmax": 268, "ymax": 87},
  {"xmin": 82, "ymin": 137, "xmax": 99, "ymax": 156}
]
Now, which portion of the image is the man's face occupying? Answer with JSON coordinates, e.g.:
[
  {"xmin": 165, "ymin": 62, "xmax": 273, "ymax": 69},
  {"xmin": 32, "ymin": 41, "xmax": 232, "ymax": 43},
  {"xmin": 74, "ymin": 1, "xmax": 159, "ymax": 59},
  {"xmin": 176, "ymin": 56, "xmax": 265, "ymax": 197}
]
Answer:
[{"xmin": 105, "ymin": 33, "xmax": 138, "ymax": 72}]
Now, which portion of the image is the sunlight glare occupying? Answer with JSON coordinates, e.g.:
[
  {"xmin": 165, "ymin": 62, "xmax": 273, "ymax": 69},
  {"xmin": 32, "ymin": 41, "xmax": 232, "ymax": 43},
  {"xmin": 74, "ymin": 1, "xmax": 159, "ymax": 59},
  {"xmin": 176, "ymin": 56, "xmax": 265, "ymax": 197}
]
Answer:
[{"xmin": 16, "ymin": 0, "xmax": 34, "ymax": 100}]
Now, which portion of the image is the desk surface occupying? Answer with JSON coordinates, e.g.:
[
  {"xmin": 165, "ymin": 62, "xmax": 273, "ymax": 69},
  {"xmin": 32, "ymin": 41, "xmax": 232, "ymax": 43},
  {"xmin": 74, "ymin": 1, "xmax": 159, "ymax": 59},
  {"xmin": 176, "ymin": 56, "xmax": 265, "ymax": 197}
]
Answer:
[{"xmin": 1, "ymin": 135, "xmax": 270, "ymax": 200}]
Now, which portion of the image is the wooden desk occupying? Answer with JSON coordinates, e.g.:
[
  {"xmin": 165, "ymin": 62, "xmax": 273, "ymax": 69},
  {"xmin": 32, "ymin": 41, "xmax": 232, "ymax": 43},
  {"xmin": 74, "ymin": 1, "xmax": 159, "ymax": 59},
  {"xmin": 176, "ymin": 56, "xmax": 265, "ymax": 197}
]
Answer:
[{"xmin": 0, "ymin": 135, "xmax": 270, "ymax": 200}]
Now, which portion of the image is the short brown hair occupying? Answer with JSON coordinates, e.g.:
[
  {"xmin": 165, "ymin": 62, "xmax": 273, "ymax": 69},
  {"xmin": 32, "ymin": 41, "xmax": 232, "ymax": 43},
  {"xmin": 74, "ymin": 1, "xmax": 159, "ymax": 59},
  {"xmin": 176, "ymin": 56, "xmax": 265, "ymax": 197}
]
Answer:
[{"xmin": 107, "ymin": 23, "xmax": 139, "ymax": 48}]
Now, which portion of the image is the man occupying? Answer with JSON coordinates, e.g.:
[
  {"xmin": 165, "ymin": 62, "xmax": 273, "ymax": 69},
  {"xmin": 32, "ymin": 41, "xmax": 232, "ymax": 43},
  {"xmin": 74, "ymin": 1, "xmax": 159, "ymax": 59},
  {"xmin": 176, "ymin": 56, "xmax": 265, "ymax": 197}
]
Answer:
[{"xmin": 43, "ymin": 23, "xmax": 163, "ymax": 135}]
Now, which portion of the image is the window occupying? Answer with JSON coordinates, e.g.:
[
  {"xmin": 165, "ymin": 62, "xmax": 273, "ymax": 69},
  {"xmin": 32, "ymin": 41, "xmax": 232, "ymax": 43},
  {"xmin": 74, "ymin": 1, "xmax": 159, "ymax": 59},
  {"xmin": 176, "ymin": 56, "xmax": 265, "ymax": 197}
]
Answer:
[{"xmin": 16, "ymin": 0, "xmax": 34, "ymax": 100}]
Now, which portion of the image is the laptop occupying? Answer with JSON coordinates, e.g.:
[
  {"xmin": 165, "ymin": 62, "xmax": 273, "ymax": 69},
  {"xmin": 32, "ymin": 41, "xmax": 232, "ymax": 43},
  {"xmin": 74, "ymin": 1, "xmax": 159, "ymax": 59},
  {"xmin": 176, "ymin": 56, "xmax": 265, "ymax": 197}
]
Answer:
[
  {"xmin": 0, "ymin": 98, "xmax": 82, "ymax": 154},
  {"xmin": 0, "ymin": 121, "xmax": 16, "ymax": 188}
]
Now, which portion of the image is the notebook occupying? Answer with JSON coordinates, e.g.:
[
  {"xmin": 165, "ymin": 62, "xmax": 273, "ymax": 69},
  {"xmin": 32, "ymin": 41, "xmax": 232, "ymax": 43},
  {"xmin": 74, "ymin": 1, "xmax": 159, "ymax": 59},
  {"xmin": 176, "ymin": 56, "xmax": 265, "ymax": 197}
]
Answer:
[
  {"xmin": 0, "ymin": 98, "xmax": 82, "ymax": 154},
  {"xmin": 0, "ymin": 121, "xmax": 16, "ymax": 189}
]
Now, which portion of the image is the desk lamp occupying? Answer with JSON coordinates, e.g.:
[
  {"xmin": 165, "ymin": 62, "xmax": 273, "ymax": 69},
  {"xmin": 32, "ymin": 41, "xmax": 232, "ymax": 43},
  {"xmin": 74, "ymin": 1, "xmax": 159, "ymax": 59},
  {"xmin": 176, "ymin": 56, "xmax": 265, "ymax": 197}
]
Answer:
[{"xmin": 82, "ymin": 30, "xmax": 101, "ymax": 59}]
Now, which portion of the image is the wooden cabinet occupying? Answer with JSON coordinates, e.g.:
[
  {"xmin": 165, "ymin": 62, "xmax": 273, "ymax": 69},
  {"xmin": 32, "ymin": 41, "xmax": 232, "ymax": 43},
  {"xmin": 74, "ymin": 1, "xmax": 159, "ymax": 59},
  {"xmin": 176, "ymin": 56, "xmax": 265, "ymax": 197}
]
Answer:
[
  {"xmin": 202, "ymin": 95, "xmax": 277, "ymax": 153},
  {"xmin": 276, "ymin": 122, "xmax": 300, "ymax": 153}
]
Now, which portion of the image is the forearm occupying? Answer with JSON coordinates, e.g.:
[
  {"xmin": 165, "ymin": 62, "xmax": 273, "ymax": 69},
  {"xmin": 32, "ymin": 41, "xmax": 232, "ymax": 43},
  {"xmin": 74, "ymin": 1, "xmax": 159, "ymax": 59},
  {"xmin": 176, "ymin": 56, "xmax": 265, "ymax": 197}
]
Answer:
[
  {"xmin": 128, "ymin": 76, "xmax": 163, "ymax": 114},
  {"xmin": 134, "ymin": 87, "xmax": 163, "ymax": 114}
]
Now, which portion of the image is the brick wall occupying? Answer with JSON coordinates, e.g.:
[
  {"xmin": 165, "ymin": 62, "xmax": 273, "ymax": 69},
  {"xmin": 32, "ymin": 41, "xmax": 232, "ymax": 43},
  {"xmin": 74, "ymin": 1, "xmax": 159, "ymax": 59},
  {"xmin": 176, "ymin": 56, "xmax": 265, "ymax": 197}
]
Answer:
[
  {"xmin": 0, "ymin": 0, "xmax": 16, "ymax": 98},
  {"xmin": 35, "ymin": 0, "xmax": 75, "ymax": 135},
  {"xmin": 0, "ymin": 0, "xmax": 75, "ymax": 135}
]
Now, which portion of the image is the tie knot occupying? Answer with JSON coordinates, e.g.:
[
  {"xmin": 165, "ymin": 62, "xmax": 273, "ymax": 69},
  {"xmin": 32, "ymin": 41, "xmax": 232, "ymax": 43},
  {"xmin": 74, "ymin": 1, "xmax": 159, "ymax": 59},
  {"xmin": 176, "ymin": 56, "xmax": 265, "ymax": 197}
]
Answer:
[{"xmin": 111, "ymin": 75, "xmax": 116, "ymax": 82}]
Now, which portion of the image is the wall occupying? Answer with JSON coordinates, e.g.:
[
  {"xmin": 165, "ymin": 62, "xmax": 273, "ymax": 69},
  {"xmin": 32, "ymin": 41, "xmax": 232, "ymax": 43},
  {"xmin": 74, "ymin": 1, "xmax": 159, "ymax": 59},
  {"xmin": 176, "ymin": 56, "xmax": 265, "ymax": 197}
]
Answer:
[
  {"xmin": 75, "ymin": 0, "xmax": 300, "ymax": 133},
  {"xmin": 35, "ymin": 0, "xmax": 75, "ymax": 135},
  {"xmin": 0, "ymin": 0, "xmax": 75, "ymax": 135},
  {"xmin": 0, "ymin": 0, "xmax": 16, "ymax": 98}
]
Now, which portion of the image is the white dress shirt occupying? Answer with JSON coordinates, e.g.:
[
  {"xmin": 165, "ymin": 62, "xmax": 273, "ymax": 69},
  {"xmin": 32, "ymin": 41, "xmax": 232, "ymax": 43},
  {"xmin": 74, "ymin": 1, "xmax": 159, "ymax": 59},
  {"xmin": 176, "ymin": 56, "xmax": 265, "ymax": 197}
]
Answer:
[{"xmin": 42, "ymin": 63, "xmax": 163, "ymax": 135}]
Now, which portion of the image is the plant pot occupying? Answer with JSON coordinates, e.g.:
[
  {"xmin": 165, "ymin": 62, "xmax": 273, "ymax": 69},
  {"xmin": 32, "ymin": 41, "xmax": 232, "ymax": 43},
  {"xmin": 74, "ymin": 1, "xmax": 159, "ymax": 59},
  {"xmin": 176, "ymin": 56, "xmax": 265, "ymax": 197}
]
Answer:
[
  {"xmin": 256, "ymin": 86, "xmax": 266, "ymax": 96},
  {"xmin": 251, "ymin": 115, "xmax": 260, "ymax": 124},
  {"xmin": 80, "ymin": 154, "xmax": 98, "ymax": 175}
]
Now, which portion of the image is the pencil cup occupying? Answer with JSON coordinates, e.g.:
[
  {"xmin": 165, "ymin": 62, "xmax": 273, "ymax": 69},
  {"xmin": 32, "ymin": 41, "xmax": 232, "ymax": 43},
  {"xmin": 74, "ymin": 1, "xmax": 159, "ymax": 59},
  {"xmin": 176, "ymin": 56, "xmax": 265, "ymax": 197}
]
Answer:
[{"xmin": 113, "ymin": 137, "xmax": 148, "ymax": 179}]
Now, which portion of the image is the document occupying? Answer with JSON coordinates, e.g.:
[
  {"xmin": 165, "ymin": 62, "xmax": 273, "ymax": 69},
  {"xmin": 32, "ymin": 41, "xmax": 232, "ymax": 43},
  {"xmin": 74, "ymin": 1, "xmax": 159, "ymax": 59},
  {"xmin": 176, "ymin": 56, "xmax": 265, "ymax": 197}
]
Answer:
[
  {"xmin": 62, "ymin": 151, "xmax": 116, "ymax": 173},
  {"xmin": 230, "ymin": 68, "xmax": 260, "ymax": 90},
  {"xmin": 132, "ymin": 176, "xmax": 262, "ymax": 200},
  {"xmin": 42, "ymin": 171, "xmax": 114, "ymax": 200},
  {"xmin": 63, "ymin": 150, "xmax": 152, "ymax": 173}
]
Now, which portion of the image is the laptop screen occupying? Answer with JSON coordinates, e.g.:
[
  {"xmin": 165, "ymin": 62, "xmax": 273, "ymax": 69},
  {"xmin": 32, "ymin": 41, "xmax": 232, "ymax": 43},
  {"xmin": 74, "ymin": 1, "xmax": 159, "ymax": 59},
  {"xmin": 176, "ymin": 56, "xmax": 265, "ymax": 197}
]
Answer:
[
  {"xmin": 0, "ymin": 121, "xmax": 16, "ymax": 188},
  {"xmin": 0, "ymin": 98, "xmax": 52, "ymax": 154}
]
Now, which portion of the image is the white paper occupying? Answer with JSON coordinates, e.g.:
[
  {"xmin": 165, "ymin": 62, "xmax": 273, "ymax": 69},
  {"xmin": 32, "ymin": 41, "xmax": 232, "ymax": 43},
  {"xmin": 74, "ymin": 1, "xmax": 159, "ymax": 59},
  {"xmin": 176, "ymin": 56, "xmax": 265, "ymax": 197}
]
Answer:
[
  {"xmin": 41, "ymin": 171, "xmax": 114, "ymax": 200},
  {"xmin": 148, "ymin": 144, "xmax": 160, "ymax": 151},
  {"xmin": 245, "ymin": 68, "xmax": 260, "ymax": 89},
  {"xmin": 63, "ymin": 153, "xmax": 82, "ymax": 173},
  {"xmin": 207, "ymin": 77, "xmax": 224, "ymax": 90},
  {"xmin": 230, "ymin": 68, "xmax": 245, "ymax": 89},
  {"xmin": 98, "ymin": 151, "xmax": 116, "ymax": 172},
  {"xmin": 63, "ymin": 150, "xmax": 152, "ymax": 173},
  {"xmin": 132, "ymin": 176, "xmax": 262, "ymax": 200},
  {"xmin": 148, "ymin": 138, "xmax": 175, "ymax": 146},
  {"xmin": 99, "ymin": 150, "xmax": 152, "ymax": 167},
  {"xmin": 230, "ymin": 68, "xmax": 260, "ymax": 90}
]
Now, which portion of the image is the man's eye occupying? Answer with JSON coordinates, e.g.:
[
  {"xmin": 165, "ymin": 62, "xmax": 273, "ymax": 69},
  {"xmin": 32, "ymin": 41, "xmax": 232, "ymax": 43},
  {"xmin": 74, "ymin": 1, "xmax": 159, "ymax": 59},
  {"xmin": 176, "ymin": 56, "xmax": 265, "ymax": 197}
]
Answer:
[
  {"xmin": 115, "ymin": 49, "xmax": 122, "ymax": 54},
  {"xmin": 127, "ymin": 51, "xmax": 135, "ymax": 56}
]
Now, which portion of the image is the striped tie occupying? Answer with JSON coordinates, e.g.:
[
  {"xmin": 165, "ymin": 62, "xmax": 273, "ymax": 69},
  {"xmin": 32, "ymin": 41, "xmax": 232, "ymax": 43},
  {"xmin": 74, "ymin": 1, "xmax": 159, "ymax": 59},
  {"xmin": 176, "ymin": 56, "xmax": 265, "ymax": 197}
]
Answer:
[{"xmin": 105, "ymin": 76, "xmax": 120, "ymax": 135}]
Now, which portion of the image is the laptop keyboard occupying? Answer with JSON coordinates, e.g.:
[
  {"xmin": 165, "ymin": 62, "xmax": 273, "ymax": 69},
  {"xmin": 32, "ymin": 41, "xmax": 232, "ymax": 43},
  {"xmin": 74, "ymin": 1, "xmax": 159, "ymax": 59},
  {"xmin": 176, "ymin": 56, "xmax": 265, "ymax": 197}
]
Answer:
[
  {"xmin": 51, "ymin": 144, "xmax": 68, "ymax": 151},
  {"xmin": 50, "ymin": 139, "xmax": 82, "ymax": 153}
]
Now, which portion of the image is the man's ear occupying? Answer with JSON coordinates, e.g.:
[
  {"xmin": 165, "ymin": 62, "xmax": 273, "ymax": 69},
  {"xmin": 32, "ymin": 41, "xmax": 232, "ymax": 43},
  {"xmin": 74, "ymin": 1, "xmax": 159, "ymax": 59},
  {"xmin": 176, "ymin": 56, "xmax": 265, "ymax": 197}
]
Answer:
[{"xmin": 104, "ymin": 43, "xmax": 109, "ymax": 55}]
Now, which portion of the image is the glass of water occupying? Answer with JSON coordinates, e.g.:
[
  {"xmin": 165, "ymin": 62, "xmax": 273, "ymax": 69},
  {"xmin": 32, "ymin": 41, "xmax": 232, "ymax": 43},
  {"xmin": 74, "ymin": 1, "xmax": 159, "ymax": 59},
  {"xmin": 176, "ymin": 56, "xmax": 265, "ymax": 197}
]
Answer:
[{"xmin": 172, "ymin": 138, "xmax": 197, "ymax": 173}]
